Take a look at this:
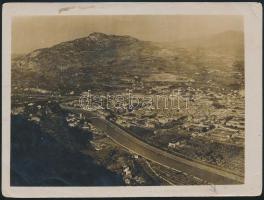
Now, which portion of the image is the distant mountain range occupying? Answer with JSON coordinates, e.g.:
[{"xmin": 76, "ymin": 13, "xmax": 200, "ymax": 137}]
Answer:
[
  {"xmin": 175, "ymin": 31, "xmax": 244, "ymax": 55},
  {"xmin": 12, "ymin": 31, "xmax": 244, "ymax": 93}
]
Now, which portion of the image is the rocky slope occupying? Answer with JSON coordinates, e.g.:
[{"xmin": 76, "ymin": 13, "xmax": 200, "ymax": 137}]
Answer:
[{"xmin": 12, "ymin": 31, "xmax": 244, "ymax": 93}]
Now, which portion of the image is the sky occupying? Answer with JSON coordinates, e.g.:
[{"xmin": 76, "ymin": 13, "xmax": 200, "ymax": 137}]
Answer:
[{"xmin": 12, "ymin": 15, "xmax": 243, "ymax": 54}]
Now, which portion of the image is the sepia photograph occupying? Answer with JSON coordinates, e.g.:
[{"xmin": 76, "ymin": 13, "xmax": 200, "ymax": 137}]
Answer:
[{"xmin": 2, "ymin": 2, "xmax": 262, "ymax": 198}]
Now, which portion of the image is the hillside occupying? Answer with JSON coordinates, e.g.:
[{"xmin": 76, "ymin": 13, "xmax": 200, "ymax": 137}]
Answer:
[
  {"xmin": 12, "ymin": 32, "xmax": 174, "ymax": 92},
  {"xmin": 11, "ymin": 31, "xmax": 244, "ymax": 93}
]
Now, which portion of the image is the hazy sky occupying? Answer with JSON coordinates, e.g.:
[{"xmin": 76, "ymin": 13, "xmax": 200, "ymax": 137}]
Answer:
[{"xmin": 12, "ymin": 15, "xmax": 243, "ymax": 54}]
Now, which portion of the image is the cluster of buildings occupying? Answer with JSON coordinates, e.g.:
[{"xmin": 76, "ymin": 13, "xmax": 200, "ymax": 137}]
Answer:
[
  {"xmin": 11, "ymin": 102, "xmax": 49, "ymax": 124},
  {"xmin": 66, "ymin": 113, "xmax": 80, "ymax": 127},
  {"xmin": 121, "ymin": 164, "xmax": 146, "ymax": 185}
]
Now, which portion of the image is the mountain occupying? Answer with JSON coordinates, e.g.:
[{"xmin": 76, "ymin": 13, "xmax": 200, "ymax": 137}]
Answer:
[
  {"xmin": 175, "ymin": 31, "xmax": 244, "ymax": 56},
  {"xmin": 12, "ymin": 32, "xmax": 174, "ymax": 92},
  {"xmin": 12, "ymin": 31, "xmax": 244, "ymax": 93}
]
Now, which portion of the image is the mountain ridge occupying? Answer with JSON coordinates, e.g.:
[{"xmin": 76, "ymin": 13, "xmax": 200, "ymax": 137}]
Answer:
[{"xmin": 12, "ymin": 31, "xmax": 244, "ymax": 92}]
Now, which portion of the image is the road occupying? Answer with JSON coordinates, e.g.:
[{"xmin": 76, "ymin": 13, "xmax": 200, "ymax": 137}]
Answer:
[{"xmin": 60, "ymin": 104, "xmax": 244, "ymax": 185}]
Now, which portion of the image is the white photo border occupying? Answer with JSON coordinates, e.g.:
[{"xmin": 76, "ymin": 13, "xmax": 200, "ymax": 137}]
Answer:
[{"xmin": 2, "ymin": 2, "xmax": 262, "ymax": 198}]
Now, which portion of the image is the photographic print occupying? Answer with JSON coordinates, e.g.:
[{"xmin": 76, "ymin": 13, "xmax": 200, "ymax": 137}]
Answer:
[{"xmin": 2, "ymin": 3, "xmax": 262, "ymax": 198}]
